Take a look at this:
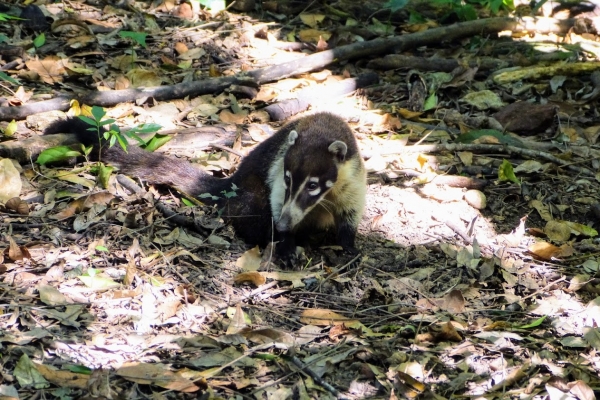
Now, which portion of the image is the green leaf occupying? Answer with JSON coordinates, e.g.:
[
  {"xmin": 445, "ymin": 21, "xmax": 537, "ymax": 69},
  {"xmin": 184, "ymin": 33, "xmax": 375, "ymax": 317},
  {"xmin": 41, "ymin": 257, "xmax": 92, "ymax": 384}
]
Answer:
[
  {"xmin": 36, "ymin": 146, "xmax": 82, "ymax": 165},
  {"xmin": 456, "ymin": 4, "xmax": 477, "ymax": 21},
  {"xmin": 0, "ymin": 71, "xmax": 19, "ymax": 84},
  {"xmin": 97, "ymin": 118, "xmax": 115, "ymax": 127},
  {"xmin": 563, "ymin": 221, "xmax": 598, "ymax": 237},
  {"xmin": 127, "ymin": 123, "xmax": 162, "ymax": 135},
  {"xmin": 3, "ymin": 120, "xmax": 17, "ymax": 137},
  {"xmin": 33, "ymin": 33, "xmax": 46, "ymax": 48},
  {"xmin": 0, "ymin": 13, "xmax": 22, "ymax": 22},
  {"xmin": 97, "ymin": 164, "xmax": 114, "ymax": 189},
  {"xmin": 67, "ymin": 365, "xmax": 92, "ymax": 374},
  {"xmin": 181, "ymin": 198, "xmax": 195, "ymax": 207},
  {"xmin": 198, "ymin": 193, "xmax": 219, "ymax": 201},
  {"xmin": 383, "ymin": 0, "xmax": 408, "ymax": 12},
  {"xmin": 95, "ymin": 245, "xmax": 109, "ymax": 252},
  {"xmin": 498, "ymin": 159, "xmax": 520, "ymax": 185},
  {"xmin": 114, "ymin": 132, "xmax": 129, "ymax": 152},
  {"xmin": 196, "ymin": 0, "xmax": 226, "ymax": 12},
  {"xmin": 423, "ymin": 92, "xmax": 438, "ymax": 111},
  {"xmin": 119, "ymin": 31, "xmax": 148, "ymax": 48},
  {"xmin": 78, "ymin": 275, "xmax": 119, "ymax": 289},
  {"xmin": 78, "ymin": 115, "xmax": 97, "ymax": 127},
  {"xmin": 91, "ymin": 106, "xmax": 106, "ymax": 122},
  {"xmin": 516, "ymin": 315, "xmax": 546, "ymax": 329},
  {"xmin": 143, "ymin": 134, "xmax": 171, "ymax": 152}
]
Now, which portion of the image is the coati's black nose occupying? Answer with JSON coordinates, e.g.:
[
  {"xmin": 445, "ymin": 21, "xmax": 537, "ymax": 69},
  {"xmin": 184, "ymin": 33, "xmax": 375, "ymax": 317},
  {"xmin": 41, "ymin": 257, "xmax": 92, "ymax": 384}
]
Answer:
[{"xmin": 276, "ymin": 215, "xmax": 291, "ymax": 232}]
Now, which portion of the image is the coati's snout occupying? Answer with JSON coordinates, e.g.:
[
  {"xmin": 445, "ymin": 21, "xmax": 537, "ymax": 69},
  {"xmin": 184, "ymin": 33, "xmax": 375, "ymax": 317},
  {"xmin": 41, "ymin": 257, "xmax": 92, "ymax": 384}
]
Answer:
[{"xmin": 276, "ymin": 174, "xmax": 335, "ymax": 232}]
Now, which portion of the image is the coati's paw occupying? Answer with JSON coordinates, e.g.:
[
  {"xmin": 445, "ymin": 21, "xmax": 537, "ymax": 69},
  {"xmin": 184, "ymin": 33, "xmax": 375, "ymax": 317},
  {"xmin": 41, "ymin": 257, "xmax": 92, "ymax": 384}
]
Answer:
[{"xmin": 342, "ymin": 245, "xmax": 360, "ymax": 256}]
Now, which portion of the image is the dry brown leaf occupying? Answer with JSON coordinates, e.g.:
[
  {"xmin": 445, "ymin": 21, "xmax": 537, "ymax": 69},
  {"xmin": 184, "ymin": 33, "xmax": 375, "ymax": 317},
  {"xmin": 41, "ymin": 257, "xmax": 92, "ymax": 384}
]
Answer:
[
  {"xmin": 491, "ymin": 364, "xmax": 528, "ymax": 391},
  {"xmin": 415, "ymin": 298, "xmax": 440, "ymax": 312},
  {"xmin": 5, "ymin": 197, "xmax": 28, "ymax": 215},
  {"xmin": 431, "ymin": 321, "xmax": 462, "ymax": 342},
  {"xmin": 316, "ymin": 36, "xmax": 328, "ymax": 51},
  {"xmin": 53, "ymin": 192, "xmax": 115, "ymax": 219},
  {"xmin": 299, "ymin": 14, "xmax": 325, "ymax": 28},
  {"xmin": 442, "ymin": 289, "xmax": 466, "ymax": 314},
  {"xmin": 234, "ymin": 271, "xmax": 266, "ymax": 287},
  {"xmin": 219, "ymin": 109, "xmax": 247, "ymax": 124},
  {"xmin": 569, "ymin": 380, "xmax": 595, "ymax": 400},
  {"xmin": 235, "ymin": 246, "xmax": 262, "ymax": 271},
  {"xmin": 6, "ymin": 236, "xmax": 26, "ymax": 261},
  {"xmin": 116, "ymin": 363, "xmax": 200, "ymax": 392},
  {"xmin": 528, "ymin": 241, "xmax": 561, "ymax": 261},
  {"xmin": 174, "ymin": 42, "xmax": 188, "ymax": 54},
  {"xmin": 243, "ymin": 328, "xmax": 295, "ymax": 346},
  {"xmin": 299, "ymin": 309, "xmax": 357, "ymax": 326},
  {"xmin": 25, "ymin": 56, "xmax": 66, "ymax": 84},
  {"xmin": 34, "ymin": 363, "xmax": 89, "ymax": 389},
  {"xmin": 396, "ymin": 370, "xmax": 426, "ymax": 392},
  {"xmin": 298, "ymin": 29, "xmax": 331, "ymax": 43}
]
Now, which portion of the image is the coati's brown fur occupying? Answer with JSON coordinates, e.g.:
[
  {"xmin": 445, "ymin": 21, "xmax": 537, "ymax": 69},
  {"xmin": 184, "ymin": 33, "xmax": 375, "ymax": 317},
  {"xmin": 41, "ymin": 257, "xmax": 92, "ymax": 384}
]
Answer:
[{"xmin": 45, "ymin": 113, "xmax": 366, "ymax": 256}]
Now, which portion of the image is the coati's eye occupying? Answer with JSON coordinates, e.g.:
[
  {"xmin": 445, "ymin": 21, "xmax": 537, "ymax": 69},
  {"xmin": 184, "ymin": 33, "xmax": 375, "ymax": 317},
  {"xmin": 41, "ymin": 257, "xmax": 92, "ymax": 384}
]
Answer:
[
  {"xmin": 306, "ymin": 182, "xmax": 319, "ymax": 191},
  {"xmin": 284, "ymin": 176, "xmax": 291, "ymax": 186}
]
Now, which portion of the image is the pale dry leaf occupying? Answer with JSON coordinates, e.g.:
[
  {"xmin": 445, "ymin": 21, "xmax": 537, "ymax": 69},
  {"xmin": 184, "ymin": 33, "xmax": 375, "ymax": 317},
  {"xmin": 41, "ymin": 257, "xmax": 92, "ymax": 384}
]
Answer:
[
  {"xmin": 235, "ymin": 246, "xmax": 262, "ymax": 271},
  {"xmin": 299, "ymin": 309, "xmax": 357, "ymax": 326},
  {"xmin": 442, "ymin": 290, "xmax": 466, "ymax": 314},
  {"xmin": 227, "ymin": 304, "xmax": 248, "ymax": 334},
  {"xmin": 0, "ymin": 159, "xmax": 22, "ymax": 203},
  {"xmin": 116, "ymin": 363, "xmax": 200, "ymax": 393},
  {"xmin": 38, "ymin": 285, "xmax": 68, "ymax": 306}
]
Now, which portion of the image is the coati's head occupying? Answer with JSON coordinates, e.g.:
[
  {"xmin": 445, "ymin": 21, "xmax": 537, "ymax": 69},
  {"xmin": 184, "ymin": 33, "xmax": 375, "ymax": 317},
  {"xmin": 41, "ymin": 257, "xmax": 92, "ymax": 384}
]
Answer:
[{"xmin": 275, "ymin": 128, "xmax": 350, "ymax": 233}]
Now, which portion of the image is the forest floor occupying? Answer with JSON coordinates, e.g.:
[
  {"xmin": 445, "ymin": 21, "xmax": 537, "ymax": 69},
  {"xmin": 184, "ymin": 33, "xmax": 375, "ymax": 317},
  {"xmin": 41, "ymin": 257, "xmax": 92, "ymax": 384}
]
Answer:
[{"xmin": 1, "ymin": 0, "xmax": 599, "ymax": 399}]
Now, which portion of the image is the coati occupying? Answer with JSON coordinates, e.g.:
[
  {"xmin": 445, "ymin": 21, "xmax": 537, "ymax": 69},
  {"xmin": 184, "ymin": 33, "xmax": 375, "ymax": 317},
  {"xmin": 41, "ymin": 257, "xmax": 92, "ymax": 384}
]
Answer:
[{"xmin": 44, "ymin": 112, "xmax": 367, "ymax": 257}]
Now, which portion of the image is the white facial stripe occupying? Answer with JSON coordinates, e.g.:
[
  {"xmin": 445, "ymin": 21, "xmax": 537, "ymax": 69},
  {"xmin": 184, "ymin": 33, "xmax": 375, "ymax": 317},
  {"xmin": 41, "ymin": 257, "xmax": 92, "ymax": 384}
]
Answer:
[
  {"xmin": 325, "ymin": 180, "xmax": 334, "ymax": 188},
  {"xmin": 309, "ymin": 177, "xmax": 318, "ymax": 183}
]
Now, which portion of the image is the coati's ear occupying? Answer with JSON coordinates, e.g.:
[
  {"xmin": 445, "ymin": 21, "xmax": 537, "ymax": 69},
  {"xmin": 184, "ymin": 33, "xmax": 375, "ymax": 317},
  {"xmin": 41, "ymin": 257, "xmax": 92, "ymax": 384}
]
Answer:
[
  {"xmin": 288, "ymin": 130, "xmax": 298, "ymax": 145},
  {"xmin": 328, "ymin": 140, "xmax": 347, "ymax": 162}
]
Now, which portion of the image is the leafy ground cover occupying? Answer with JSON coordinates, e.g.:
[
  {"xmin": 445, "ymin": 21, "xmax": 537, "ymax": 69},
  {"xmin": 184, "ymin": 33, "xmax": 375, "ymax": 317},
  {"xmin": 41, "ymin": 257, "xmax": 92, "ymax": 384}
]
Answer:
[{"xmin": 0, "ymin": 0, "xmax": 599, "ymax": 399}]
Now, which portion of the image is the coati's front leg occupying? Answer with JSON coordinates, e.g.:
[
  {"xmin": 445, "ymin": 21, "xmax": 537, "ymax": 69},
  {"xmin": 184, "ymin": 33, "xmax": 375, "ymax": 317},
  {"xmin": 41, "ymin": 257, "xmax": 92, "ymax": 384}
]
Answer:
[
  {"xmin": 335, "ymin": 211, "xmax": 360, "ymax": 255},
  {"xmin": 275, "ymin": 231, "xmax": 297, "ymax": 259}
]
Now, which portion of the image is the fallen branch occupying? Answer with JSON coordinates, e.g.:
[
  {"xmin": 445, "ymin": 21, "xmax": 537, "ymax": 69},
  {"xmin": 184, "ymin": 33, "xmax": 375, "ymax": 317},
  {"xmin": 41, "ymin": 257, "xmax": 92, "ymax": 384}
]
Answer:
[
  {"xmin": 264, "ymin": 72, "xmax": 379, "ymax": 121},
  {"xmin": 0, "ymin": 16, "xmax": 565, "ymax": 120},
  {"xmin": 0, "ymin": 125, "xmax": 239, "ymax": 164},
  {"xmin": 390, "ymin": 143, "xmax": 595, "ymax": 177}
]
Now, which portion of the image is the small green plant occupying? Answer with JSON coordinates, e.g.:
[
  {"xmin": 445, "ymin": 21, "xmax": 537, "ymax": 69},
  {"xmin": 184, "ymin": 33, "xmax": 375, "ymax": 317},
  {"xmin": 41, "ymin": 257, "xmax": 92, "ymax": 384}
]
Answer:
[
  {"xmin": 119, "ymin": 31, "xmax": 148, "ymax": 48},
  {"xmin": 0, "ymin": 13, "xmax": 23, "ymax": 22},
  {"xmin": 79, "ymin": 106, "xmax": 128, "ymax": 159},
  {"xmin": 198, "ymin": 183, "xmax": 239, "ymax": 202},
  {"xmin": 198, "ymin": 183, "xmax": 239, "ymax": 216},
  {"xmin": 36, "ymin": 106, "xmax": 162, "ymax": 189}
]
